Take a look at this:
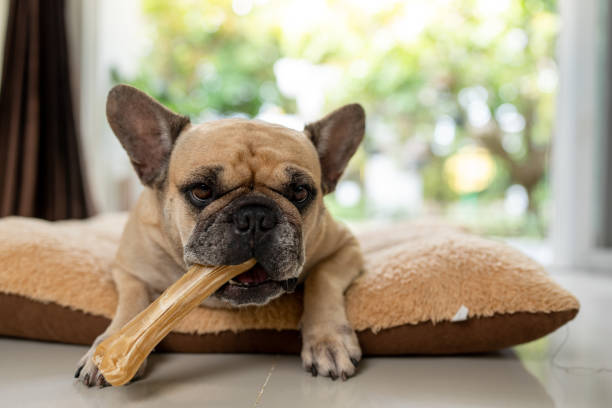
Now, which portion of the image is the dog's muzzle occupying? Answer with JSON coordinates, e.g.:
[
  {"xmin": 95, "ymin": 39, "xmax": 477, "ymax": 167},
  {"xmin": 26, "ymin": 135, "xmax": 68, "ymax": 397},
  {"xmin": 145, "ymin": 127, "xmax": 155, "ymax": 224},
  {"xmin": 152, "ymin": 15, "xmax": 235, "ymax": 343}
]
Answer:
[{"xmin": 183, "ymin": 194, "xmax": 303, "ymax": 306}]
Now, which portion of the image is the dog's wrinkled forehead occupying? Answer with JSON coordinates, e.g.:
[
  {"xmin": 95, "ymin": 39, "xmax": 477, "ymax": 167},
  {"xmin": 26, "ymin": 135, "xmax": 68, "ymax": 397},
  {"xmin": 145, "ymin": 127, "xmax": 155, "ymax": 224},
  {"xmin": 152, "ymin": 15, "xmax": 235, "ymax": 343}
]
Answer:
[{"xmin": 168, "ymin": 119, "xmax": 321, "ymax": 188}]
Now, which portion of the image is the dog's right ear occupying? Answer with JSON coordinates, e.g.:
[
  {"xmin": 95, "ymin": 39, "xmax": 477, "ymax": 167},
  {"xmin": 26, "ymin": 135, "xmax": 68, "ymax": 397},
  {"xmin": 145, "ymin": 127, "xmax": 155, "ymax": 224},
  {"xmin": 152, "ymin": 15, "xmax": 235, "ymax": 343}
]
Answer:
[
  {"xmin": 305, "ymin": 104, "xmax": 365, "ymax": 194},
  {"xmin": 106, "ymin": 84, "xmax": 190, "ymax": 187}
]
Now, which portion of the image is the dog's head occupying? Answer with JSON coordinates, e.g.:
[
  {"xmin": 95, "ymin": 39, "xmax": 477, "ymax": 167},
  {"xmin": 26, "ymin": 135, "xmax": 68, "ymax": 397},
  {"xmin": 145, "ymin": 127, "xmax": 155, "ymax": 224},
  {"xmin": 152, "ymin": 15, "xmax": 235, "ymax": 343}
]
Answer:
[{"xmin": 106, "ymin": 85, "xmax": 365, "ymax": 306}]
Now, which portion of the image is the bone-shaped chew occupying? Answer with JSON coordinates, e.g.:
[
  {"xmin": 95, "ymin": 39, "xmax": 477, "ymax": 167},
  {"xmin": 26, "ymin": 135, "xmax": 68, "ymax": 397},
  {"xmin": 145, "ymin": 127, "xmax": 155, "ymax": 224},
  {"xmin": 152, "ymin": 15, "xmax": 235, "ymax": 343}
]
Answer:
[{"xmin": 93, "ymin": 258, "xmax": 256, "ymax": 386}]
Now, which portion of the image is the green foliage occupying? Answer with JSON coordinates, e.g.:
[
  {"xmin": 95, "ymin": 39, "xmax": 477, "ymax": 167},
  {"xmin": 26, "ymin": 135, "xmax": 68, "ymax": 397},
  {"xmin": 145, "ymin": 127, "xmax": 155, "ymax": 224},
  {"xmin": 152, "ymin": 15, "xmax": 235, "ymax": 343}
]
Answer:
[{"xmin": 117, "ymin": 0, "xmax": 558, "ymax": 237}]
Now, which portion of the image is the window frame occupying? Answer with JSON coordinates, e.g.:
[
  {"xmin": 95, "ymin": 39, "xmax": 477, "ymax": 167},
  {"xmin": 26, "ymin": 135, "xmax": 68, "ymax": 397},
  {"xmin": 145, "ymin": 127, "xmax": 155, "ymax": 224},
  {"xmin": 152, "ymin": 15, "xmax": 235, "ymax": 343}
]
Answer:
[{"xmin": 552, "ymin": 0, "xmax": 612, "ymax": 270}]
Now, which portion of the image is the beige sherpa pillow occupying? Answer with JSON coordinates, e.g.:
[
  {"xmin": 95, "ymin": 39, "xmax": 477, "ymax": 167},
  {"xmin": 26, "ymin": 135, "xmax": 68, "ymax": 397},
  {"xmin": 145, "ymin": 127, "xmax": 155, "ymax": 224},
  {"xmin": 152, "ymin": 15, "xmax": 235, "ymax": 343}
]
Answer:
[{"xmin": 0, "ymin": 214, "xmax": 578, "ymax": 354}]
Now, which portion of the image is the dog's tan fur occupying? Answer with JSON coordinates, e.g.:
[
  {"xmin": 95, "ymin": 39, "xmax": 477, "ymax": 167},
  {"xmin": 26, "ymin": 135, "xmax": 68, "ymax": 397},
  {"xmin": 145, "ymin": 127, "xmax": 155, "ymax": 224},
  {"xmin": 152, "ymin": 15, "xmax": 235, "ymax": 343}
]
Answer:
[{"xmin": 76, "ymin": 85, "xmax": 365, "ymax": 386}]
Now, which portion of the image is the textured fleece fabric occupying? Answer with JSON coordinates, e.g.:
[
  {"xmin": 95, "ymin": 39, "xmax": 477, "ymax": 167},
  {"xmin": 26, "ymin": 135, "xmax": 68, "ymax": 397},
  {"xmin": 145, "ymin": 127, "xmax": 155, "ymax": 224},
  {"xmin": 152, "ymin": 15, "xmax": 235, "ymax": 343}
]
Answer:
[{"xmin": 0, "ymin": 214, "xmax": 579, "ymax": 335}]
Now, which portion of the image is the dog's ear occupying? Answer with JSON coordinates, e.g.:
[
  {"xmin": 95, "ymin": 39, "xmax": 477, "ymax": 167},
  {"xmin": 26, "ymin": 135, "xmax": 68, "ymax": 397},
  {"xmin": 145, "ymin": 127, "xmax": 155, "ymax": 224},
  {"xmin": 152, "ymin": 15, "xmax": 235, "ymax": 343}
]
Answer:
[
  {"xmin": 304, "ymin": 104, "xmax": 365, "ymax": 194},
  {"xmin": 106, "ymin": 84, "xmax": 190, "ymax": 187}
]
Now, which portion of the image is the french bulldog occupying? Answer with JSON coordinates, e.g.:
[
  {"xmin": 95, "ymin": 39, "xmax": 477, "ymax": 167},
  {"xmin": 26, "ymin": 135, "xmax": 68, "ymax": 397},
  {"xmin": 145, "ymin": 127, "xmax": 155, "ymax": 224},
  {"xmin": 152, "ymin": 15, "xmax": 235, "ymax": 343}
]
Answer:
[{"xmin": 75, "ymin": 84, "xmax": 365, "ymax": 386}]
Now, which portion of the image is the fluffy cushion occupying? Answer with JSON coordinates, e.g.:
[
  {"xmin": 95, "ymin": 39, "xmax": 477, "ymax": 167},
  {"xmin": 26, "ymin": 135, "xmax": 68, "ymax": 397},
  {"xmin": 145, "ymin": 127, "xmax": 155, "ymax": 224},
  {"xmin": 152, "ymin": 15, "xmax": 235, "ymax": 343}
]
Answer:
[{"xmin": 0, "ymin": 214, "xmax": 579, "ymax": 354}]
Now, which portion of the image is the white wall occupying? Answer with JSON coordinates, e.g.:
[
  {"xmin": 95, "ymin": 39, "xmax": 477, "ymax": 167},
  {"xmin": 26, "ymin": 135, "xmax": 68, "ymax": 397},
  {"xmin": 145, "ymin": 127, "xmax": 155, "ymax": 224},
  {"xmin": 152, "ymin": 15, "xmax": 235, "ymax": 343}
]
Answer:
[
  {"xmin": 552, "ymin": 0, "xmax": 612, "ymax": 270},
  {"xmin": 69, "ymin": 0, "xmax": 149, "ymax": 212},
  {"xmin": 0, "ymin": 0, "xmax": 9, "ymax": 83}
]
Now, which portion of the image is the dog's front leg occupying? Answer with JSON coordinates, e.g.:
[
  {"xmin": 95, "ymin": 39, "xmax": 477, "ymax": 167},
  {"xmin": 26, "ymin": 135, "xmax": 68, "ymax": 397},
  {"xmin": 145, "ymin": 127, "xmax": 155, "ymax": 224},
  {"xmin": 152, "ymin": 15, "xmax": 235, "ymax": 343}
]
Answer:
[
  {"xmin": 300, "ymin": 237, "xmax": 363, "ymax": 381},
  {"xmin": 75, "ymin": 266, "xmax": 150, "ymax": 387}
]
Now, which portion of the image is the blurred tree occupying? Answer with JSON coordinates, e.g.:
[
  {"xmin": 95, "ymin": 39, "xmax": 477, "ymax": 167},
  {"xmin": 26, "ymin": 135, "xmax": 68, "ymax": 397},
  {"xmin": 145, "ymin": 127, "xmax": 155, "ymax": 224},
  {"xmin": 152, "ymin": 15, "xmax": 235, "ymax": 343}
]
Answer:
[{"xmin": 117, "ymin": 0, "xmax": 558, "ymax": 237}]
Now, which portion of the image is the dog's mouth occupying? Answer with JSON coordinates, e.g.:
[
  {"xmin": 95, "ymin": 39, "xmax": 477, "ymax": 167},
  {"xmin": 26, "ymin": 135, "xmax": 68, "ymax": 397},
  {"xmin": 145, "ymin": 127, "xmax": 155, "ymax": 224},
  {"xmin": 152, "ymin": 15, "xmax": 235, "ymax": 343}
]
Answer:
[
  {"xmin": 228, "ymin": 263, "xmax": 271, "ymax": 287},
  {"xmin": 220, "ymin": 262, "xmax": 298, "ymax": 291},
  {"xmin": 210, "ymin": 262, "xmax": 299, "ymax": 306}
]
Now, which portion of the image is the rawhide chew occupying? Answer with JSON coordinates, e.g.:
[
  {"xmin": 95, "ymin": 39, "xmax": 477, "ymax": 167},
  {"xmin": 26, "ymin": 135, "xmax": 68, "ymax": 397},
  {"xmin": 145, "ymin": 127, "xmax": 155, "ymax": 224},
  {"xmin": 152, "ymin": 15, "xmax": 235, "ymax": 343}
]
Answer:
[{"xmin": 93, "ymin": 258, "xmax": 256, "ymax": 386}]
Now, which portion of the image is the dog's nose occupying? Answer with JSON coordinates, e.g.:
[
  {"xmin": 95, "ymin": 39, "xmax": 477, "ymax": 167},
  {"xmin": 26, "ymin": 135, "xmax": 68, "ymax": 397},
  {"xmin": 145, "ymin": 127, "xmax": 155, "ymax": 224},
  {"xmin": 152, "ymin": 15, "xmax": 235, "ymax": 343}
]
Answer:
[{"xmin": 233, "ymin": 205, "xmax": 277, "ymax": 234}]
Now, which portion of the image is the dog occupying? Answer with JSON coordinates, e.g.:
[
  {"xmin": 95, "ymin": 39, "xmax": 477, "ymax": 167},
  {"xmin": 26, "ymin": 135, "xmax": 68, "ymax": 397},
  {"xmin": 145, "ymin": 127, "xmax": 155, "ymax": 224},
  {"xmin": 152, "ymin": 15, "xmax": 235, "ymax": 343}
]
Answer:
[{"xmin": 75, "ymin": 84, "xmax": 365, "ymax": 386}]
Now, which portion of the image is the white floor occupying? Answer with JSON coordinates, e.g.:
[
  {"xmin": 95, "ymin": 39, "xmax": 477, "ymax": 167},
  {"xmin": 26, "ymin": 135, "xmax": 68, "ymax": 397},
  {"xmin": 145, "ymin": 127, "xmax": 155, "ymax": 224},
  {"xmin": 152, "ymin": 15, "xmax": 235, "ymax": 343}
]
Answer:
[{"xmin": 0, "ymin": 271, "xmax": 611, "ymax": 407}]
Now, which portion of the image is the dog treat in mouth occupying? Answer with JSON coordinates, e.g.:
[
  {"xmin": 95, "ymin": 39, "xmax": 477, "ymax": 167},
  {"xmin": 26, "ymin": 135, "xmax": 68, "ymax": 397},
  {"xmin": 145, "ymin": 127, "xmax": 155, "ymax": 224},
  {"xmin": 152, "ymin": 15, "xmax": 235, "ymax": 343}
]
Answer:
[{"xmin": 92, "ymin": 258, "xmax": 256, "ymax": 386}]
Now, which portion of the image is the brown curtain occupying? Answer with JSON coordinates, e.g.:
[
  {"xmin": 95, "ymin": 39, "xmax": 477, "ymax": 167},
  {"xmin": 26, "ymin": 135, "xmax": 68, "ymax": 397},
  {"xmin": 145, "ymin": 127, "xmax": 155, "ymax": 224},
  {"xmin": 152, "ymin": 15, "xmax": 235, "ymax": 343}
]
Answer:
[{"xmin": 0, "ymin": 0, "xmax": 93, "ymax": 220}]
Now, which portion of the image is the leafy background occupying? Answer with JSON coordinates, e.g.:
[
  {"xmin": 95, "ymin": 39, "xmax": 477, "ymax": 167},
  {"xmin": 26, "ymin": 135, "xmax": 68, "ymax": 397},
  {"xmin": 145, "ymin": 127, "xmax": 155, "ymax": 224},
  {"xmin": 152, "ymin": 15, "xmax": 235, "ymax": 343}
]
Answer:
[{"xmin": 115, "ymin": 0, "xmax": 558, "ymax": 237}]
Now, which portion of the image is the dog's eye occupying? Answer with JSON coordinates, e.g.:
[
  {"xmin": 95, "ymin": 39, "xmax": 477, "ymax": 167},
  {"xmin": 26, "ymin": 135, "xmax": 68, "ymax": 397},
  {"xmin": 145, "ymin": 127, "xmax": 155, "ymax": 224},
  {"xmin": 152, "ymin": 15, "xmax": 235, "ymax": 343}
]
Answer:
[
  {"xmin": 188, "ymin": 184, "xmax": 212, "ymax": 206},
  {"xmin": 292, "ymin": 185, "xmax": 309, "ymax": 203}
]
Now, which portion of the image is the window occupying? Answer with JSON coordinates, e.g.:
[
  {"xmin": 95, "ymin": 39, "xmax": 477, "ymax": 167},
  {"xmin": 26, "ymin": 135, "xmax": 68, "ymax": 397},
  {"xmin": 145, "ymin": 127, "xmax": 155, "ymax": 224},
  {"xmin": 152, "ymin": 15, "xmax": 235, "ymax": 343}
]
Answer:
[
  {"xmin": 72, "ymin": 0, "xmax": 611, "ymax": 268},
  {"xmin": 551, "ymin": 0, "xmax": 612, "ymax": 269}
]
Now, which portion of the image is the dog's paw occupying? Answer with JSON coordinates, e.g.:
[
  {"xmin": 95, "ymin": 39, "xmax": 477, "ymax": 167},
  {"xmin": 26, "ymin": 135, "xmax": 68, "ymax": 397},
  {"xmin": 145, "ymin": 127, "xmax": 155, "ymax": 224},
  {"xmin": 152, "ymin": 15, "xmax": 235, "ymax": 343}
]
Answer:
[
  {"xmin": 301, "ymin": 324, "xmax": 362, "ymax": 381},
  {"xmin": 74, "ymin": 343, "xmax": 110, "ymax": 388},
  {"xmin": 74, "ymin": 343, "xmax": 147, "ymax": 388}
]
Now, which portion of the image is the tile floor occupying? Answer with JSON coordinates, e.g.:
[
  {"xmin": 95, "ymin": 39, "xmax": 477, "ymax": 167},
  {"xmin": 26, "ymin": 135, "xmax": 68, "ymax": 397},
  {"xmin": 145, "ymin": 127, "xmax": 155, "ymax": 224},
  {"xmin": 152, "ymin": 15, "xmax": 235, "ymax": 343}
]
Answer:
[{"xmin": 0, "ymin": 271, "xmax": 610, "ymax": 407}]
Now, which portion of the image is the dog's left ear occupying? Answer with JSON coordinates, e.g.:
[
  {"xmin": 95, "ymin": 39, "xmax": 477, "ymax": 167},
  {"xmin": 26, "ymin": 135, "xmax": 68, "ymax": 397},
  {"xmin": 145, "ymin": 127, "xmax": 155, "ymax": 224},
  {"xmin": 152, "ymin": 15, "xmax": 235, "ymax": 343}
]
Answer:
[
  {"xmin": 304, "ymin": 104, "xmax": 365, "ymax": 194},
  {"xmin": 106, "ymin": 84, "xmax": 190, "ymax": 188}
]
